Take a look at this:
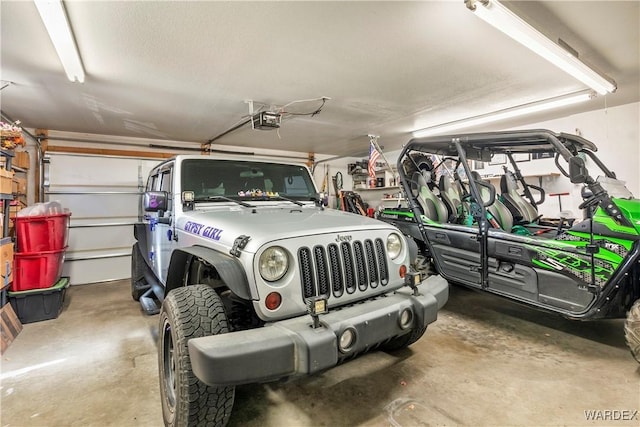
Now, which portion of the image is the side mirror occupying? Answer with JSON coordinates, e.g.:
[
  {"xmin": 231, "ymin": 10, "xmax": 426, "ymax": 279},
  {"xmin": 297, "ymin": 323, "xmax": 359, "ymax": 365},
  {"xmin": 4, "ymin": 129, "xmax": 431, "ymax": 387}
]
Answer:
[
  {"xmin": 143, "ymin": 191, "xmax": 168, "ymax": 212},
  {"xmin": 569, "ymin": 156, "xmax": 589, "ymax": 184}
]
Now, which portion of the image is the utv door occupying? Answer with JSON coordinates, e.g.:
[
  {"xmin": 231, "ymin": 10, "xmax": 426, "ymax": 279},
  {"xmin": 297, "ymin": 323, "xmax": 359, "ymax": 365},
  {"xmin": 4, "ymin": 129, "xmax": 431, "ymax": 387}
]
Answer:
[
  {"xmin": 486, "ymin": 232, "xmax": 596, "ymax": 313},
  {"xmin": 424, "ymin": 225, "xmax": 483, "ymax": 289}
]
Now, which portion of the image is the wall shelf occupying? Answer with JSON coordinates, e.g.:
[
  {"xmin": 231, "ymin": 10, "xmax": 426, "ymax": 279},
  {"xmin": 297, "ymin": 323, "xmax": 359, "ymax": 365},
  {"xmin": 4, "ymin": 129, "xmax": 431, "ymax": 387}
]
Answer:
[{"xmin": 357, "ymin": 186, "xmax": 401, "ymax": 191}]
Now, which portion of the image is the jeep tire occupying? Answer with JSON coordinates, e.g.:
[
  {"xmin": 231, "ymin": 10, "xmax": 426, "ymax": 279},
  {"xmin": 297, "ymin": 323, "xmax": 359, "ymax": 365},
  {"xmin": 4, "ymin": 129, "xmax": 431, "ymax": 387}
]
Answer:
[
  {"xmin": 159, "ymin": 285, "xmax": 235, "ymax": 426},
  {"xmin": 131, "ymin": 243, "xmax": 151, "ymax": 301},
  {"xmin": 624, "ymin": 298, "xmax": 640, "ymax": 363}
]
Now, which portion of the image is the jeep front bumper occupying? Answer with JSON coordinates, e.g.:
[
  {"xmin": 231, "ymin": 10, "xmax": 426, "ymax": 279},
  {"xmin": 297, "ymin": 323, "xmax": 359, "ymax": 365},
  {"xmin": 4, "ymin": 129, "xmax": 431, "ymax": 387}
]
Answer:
[{"xmin": 189, "ymin": 274, "xmax": 448, "ymax": 386}]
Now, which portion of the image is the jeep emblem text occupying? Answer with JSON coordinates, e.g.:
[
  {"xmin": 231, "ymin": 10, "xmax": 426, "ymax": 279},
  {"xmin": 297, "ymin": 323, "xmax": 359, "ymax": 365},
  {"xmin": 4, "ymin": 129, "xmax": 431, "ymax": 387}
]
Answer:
[{"xmin": 335, "ymin": 234, "xmax": 353, "ymax": 243}]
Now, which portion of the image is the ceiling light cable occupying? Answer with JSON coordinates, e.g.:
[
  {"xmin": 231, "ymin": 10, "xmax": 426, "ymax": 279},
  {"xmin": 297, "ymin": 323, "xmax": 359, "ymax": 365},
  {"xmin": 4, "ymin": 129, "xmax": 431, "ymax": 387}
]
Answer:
[{"xmin": 280, "ymin": 96, "xmax": 331, "ymax": 116}]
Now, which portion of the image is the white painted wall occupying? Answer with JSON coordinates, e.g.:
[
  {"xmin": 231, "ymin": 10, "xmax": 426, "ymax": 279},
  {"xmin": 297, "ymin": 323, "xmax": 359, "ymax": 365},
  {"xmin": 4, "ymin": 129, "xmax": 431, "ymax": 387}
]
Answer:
[
  {"xmin": 508, "ymin": 101, "xmax": 639, "ymax": 217},
  {"xmin": 356, "ymin": 102, "xmax": 639, "ymax": 218},
  {"xmin": 517, "ymin": 102, "xmax": 639, "ymax": 195}
]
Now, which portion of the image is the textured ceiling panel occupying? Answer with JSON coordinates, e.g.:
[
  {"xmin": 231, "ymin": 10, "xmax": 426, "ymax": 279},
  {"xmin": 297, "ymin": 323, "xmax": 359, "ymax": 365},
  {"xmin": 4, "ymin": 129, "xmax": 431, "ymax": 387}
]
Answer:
[{"xmin": 1, "ymin": 1, "xmax": 637, "ymax": 156}]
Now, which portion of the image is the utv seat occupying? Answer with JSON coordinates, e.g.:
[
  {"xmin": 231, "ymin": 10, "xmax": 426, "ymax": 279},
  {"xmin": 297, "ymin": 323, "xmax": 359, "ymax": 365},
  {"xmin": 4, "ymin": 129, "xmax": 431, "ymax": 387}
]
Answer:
[
  {"xmin": 411, "ymin": 171, "xmax": 448, "ymax": 223},
  {"xmin": 500, "ymin": 171, "xmax": 540, "ymax": 223},
  {"xmin": 470, "ymin": 171, "xmax": 513, "ymax": 233},
  {"xmin": 438, "ymin": 175, "xmax": 468, "ymax": 223}
]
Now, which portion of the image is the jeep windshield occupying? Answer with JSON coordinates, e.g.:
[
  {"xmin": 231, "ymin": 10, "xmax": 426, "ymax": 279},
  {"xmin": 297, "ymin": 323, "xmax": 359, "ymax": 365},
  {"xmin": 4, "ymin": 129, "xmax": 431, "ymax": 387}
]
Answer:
[{"xmin": 181, "ymin": 159, "xmax": 317, "ymax": 202}]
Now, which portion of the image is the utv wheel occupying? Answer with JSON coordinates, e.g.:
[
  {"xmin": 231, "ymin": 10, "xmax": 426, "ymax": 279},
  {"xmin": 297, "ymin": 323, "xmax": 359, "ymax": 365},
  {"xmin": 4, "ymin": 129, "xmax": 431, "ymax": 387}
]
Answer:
[
  {"xmin": 131, "ymin": 243, "xmax": 151, "ymax": 301},
  {"xmin": 402, "ymin": 153, "xmax": 435, "ymax": 180},
  {"xmin": 624, "ymin": 299, "xmax": 640, "ymax": 363},
  {"xmin": 159, "ymin": 285, "xmax": 235, "ymax": 427},
  {"xmin": 381, "ymin": 324, "xmax": 427, "ymax": 352}
]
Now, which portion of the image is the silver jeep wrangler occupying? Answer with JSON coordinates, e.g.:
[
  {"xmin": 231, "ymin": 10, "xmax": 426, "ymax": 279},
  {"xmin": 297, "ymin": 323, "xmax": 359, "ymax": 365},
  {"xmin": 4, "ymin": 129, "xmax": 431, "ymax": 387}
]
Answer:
[{"xmin": 131, "ymin": 155, "xmax": 448, "ymax": 426}]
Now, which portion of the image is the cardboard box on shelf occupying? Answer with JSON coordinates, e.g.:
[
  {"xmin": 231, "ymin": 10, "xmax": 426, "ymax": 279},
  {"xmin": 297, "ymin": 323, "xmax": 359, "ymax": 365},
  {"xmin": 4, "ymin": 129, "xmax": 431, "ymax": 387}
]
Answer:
[
  {"xmin": 0, "ymin": 168, "xmax": 14, "ymax": 194},
  {"xmin": 0, "ymin": 239, "xmax": 13, "ymax": 288},
  {"xmin": 13, "ymin": 151, "xmax": 29, "ymax": 170},
  {"xmin": 9, "ymin": 200, "xmax": 26, "ymax": 217},
  {"xmin": 12, "ymin": 176, "xmax": 27, "ymax": 195},
  {"xmin": 0, "ymin": 151, "xmax": 29, "ymax": 170}
]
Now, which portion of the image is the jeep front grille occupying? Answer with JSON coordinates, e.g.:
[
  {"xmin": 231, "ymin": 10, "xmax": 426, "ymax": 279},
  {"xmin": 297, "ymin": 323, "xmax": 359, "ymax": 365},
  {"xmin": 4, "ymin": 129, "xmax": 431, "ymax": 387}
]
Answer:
[{"xmin": 299, "ymin": 238, "xmax": 389, "ymax": 301}]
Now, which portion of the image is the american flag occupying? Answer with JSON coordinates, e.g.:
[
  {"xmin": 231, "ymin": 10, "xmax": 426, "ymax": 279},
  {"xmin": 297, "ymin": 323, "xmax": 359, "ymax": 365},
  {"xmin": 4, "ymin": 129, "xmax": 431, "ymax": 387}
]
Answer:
[{"xmin": 368, "ymin": 141, "xmax": 380, "ymax": 179}]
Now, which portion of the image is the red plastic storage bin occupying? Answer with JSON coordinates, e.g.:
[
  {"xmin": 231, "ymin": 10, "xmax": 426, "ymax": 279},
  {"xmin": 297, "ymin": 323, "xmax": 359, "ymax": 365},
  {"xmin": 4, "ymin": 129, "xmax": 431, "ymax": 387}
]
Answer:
[
  {"xmin": 15, "ymin": 213, "xmax": 70, "ymax": 252},
  {"xmin": 12, "ymin": 248, "xmax": 67, "ymax": 292}
]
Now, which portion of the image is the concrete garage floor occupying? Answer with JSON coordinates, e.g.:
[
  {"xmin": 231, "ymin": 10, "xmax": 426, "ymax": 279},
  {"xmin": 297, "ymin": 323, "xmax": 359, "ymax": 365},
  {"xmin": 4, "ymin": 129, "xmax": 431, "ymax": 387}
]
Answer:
[{"xmin": 1, "ymin": 279, "xmax": 638, "ymax": 427}]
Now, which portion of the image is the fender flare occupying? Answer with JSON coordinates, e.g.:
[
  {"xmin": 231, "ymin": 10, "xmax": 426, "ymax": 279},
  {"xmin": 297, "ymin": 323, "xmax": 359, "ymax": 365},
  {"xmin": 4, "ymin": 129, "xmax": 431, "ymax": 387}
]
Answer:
[
  {"xmin": 133, "ymin": 223, "xmax": 154, "ymax": 271},
  {"xmin": 165, "ymin": 245, "xmax": 253, "ymax": 300},
  {"xmin": 133, "ymin": 223, "xmax": 148, "ymax": 250}
]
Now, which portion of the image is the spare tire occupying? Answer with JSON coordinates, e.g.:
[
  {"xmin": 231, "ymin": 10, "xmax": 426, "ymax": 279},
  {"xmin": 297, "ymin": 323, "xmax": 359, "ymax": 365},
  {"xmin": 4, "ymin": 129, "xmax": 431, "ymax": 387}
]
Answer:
[
  {"xmin": 624, "ymin": 299, "xmax": 640, "ymax": 363},
  {"xmin": 403, "ymin": 153, "xmax": 435, "ymax": 182}
]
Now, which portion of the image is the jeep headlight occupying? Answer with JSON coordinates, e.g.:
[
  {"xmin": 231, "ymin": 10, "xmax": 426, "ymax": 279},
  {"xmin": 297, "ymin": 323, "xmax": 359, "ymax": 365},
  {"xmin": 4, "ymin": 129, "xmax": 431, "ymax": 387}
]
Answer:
[
  {"xmin": 259, "ymin": 246, "xmax": 289, "ymax": 282},
  {"xmin": 386, "ymin": 233, "xmax": 403, "ymax": 260}
]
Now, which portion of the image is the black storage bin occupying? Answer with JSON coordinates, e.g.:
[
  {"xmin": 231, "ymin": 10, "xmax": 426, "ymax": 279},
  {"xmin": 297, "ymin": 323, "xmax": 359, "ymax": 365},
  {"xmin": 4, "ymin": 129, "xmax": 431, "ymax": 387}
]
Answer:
[{"xmin": 8, "ymin": 277, "xmax": 69, "ymax": 324}]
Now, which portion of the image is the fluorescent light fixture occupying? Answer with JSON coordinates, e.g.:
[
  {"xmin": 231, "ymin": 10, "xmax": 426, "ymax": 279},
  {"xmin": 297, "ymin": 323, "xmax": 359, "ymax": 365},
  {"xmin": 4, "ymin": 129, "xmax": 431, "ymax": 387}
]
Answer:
[
  {"xmin": 465, "ymin": 0, "xmax": 616, "ymax": 95},
  {"xmin": 34, "ymin": 0, "xmax": 85, "ymax": 83},
  {"xmin": 412, "ymin": 90, "xmax": 595, "ymax": 138}
]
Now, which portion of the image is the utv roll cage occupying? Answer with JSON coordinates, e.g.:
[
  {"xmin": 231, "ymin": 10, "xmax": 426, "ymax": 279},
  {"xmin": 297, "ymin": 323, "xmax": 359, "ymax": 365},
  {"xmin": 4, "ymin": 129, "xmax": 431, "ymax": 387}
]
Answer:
[{"xmin": 396, "ymin": 129, "xmax": 636, "ymax": 293}]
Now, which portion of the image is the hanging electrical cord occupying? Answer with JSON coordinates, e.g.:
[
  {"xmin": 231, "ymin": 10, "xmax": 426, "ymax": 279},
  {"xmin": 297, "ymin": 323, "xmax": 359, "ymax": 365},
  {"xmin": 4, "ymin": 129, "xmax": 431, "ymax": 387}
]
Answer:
[{"xmin": 279, "ymin": 96, "xmax": 331, "ymax": 117}]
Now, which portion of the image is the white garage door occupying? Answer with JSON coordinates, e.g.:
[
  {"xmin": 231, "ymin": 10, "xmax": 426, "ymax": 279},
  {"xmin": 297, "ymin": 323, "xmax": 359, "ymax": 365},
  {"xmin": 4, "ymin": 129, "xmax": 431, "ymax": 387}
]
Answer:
[{"xmin": 45, "ymin": 153, "xmax": 162, "ymax": 285}]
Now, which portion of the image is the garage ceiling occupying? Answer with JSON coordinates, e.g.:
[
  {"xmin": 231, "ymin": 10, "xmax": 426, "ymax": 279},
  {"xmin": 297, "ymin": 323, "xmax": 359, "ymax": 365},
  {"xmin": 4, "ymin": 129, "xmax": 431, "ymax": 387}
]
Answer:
[{"xmin": 1, "ymin": 1, "xmax": 638, "ymax": 157}]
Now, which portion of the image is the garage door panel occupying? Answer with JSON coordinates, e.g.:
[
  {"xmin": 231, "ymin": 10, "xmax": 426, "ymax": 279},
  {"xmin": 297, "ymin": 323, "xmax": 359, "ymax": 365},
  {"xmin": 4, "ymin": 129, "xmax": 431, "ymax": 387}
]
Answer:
[
  {"xmin": 50, "ymin": 193, "xmax": 140, "ymax": 218},
  {"xmin": 62, "ymin": 256, "xmax": 131, "ymax": 285},
  {"xmin": 46, "ymin": 153, "xmax": 160, "ymax": 285},
  {"xmin": 68, "ymin": 225, "xmax": 136, "ymax": 253},
  {"xmin": 49, "ymin": 155, "xmax": 157, "ymax": 186}
]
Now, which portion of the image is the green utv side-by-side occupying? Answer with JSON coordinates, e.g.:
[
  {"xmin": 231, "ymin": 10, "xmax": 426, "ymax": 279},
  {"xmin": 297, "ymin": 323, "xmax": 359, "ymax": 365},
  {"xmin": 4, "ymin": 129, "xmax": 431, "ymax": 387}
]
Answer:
[{"xmin": 378, "ymin": 129, "xmax": 640, "ymax": 362}]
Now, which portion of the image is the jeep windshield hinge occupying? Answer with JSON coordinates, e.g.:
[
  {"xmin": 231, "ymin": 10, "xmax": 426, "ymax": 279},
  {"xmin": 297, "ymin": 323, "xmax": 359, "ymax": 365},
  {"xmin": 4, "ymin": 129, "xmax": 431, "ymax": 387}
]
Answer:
[{"xmin": 230, "ymin": 235, "xmax": 251, "ymax": 257}]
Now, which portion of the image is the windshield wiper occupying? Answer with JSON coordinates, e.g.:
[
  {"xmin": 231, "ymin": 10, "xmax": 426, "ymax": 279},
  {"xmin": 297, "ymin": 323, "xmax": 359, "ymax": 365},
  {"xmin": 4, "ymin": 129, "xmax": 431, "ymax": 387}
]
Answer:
[
  {"xmin": 309, "ymin": 195, "xmax": 326, "ymax": 210},
  {"xmin": 271, "ymin": 195, "xmax": 304, "ymax": 206},
  {"xmin": 193, "ymin": 196, "xmax": 255, "ymax": 208}
]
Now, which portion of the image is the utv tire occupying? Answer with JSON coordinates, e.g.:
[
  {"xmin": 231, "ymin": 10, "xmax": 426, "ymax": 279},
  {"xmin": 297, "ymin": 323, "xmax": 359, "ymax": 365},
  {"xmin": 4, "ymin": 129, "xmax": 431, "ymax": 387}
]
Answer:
[
  {"xmin": 624, "ymin": 299, "xmax": 640, "ymax": 363},
  {"xmin": 381, "ymin": 324, "xmax": 427, "ymax": 352},
  {"xmin": 402, "ymin": 153, "xmax": 435, "ymax": 180},
  {"xmin": 159, "ymin": 285, "xmax": 235, "ymax": 427},
  {"xmin": 131, "ymin": 243, "xmax": 151, "ymax": 301}
]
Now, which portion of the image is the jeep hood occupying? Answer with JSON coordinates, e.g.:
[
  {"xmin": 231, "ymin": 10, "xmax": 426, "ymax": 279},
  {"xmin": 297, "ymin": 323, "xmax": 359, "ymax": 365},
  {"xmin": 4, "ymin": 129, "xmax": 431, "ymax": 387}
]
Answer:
[{"xmin": 176, "ymin": 205, "xmax": 396, "ymax": 249}]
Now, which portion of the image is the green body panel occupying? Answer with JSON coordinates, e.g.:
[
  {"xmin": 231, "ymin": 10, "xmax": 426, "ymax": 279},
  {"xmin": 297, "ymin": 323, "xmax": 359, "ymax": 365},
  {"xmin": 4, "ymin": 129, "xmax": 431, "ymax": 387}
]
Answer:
[
  {"xmin": 567, "ymin": 231, "xmax": 634, "ymax": 251},
  {"xmin": 592, "ymin": 213, "xmax": 638, "ymax": 235},
  {"xmin": 526, "ymin": 244, "xmax": 618, "ymax": 286},
  {"xmin": 610, "ymin": 198, "xmax": 640, "ymax": 233},
  {"xmin": 380, "ymin": 209, "xmax": 442, "ymax": 226},
  {"xmin": 381, "ymin": 207, "xmax": 628, "ymax": 281}
]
